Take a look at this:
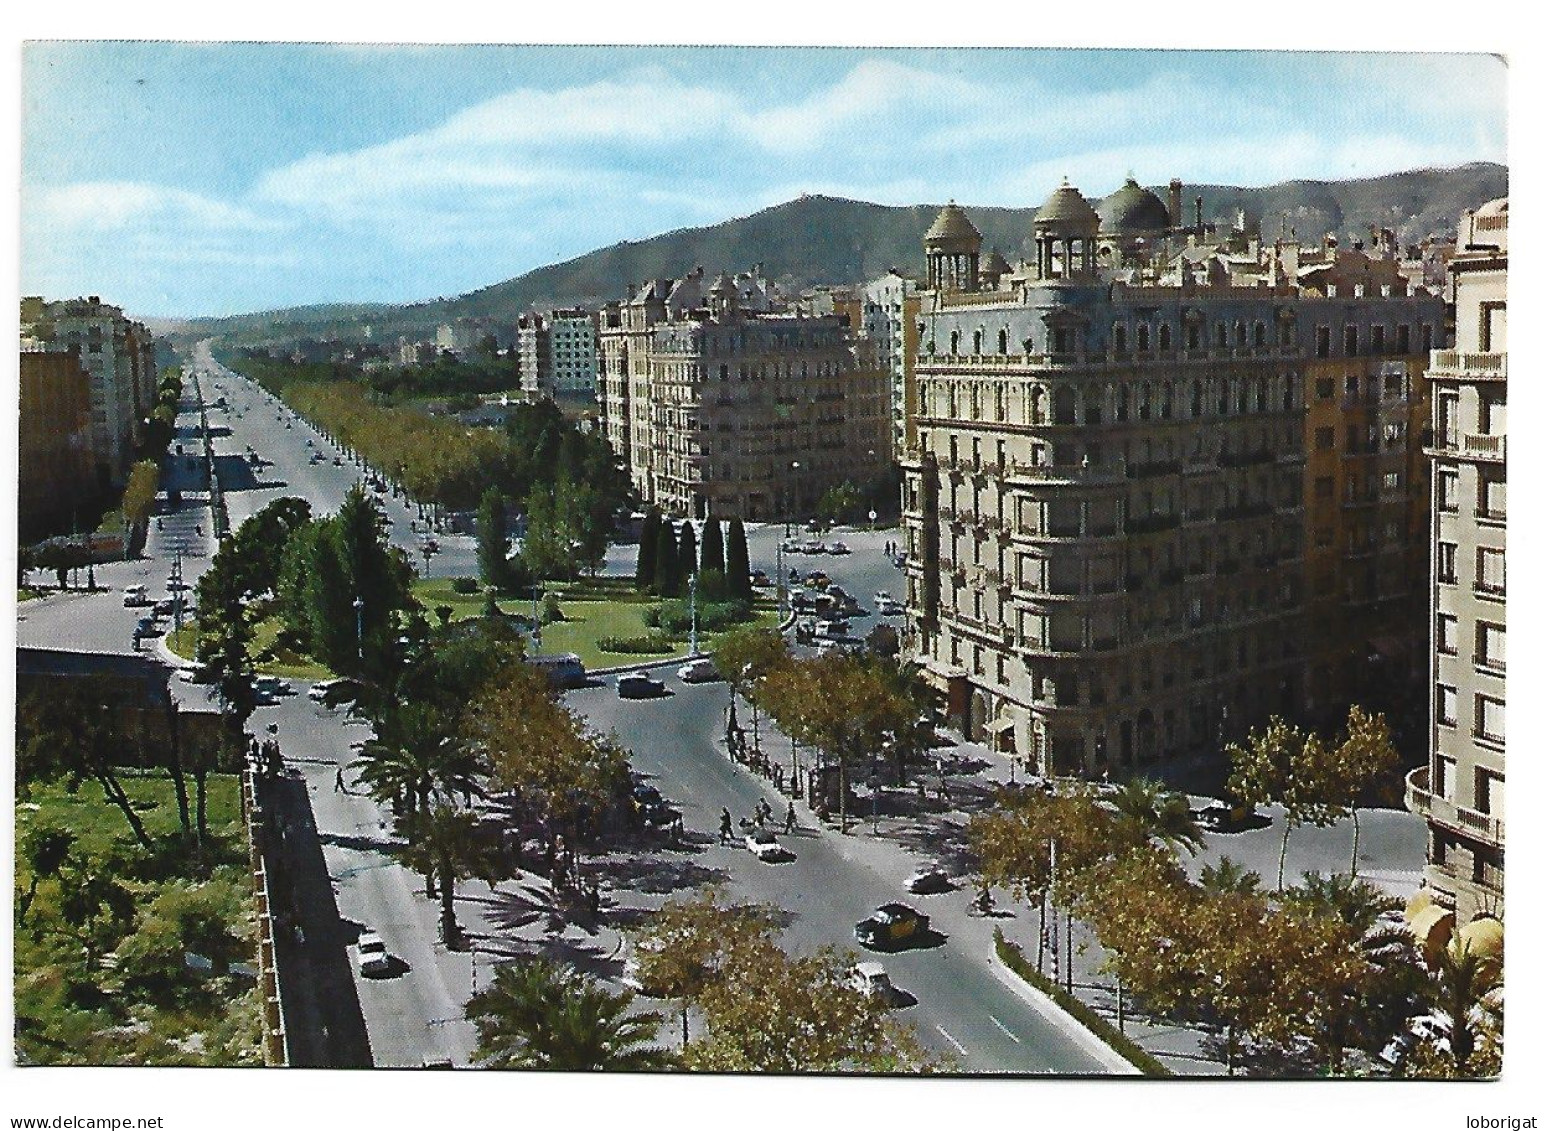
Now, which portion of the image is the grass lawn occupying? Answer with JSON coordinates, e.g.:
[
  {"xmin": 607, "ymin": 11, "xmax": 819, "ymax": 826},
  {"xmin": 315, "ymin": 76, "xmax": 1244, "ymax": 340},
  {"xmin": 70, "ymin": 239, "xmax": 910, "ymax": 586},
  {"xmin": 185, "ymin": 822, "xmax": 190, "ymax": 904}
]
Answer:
[
  {"xmin": 166, "ymin": 618, "xmax": 333, "ymax": 681},
  {"xmin": 413, "ymin": 577, "xmax": 780, "ymax": 670},
  {"xmin": 17, "ymin": 772, "xmax": 244, "ymax": 865}
]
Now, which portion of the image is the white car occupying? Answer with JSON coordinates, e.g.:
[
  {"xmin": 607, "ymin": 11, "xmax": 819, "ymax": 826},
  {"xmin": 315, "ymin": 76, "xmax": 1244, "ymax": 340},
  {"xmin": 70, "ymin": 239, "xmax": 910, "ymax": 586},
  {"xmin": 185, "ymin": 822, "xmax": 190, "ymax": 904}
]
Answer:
[
  {"xmin": 255, "ymin": 675, "xmax": 293, "ymax": 697},
  {"xmin": 122, "ymin": 585, "xmax": 151, "ymax": 608},
  {"xmin": 355, "ymin": 930, "xmax": 391, "ymax": 977},
  {"xmin": 847, "ymin": 962, "xmax": 904, "ymax": 1006},
  {"xmin": 827, "ymin": 541, "xmax": 851, "ymax": 555},
  {"xmin": 745, "ymin": 829, "xmax": 792, "ymax": 862},
  {"xmin": 677, "ymin": 658, "xmax": 720, "ymax": 684}
]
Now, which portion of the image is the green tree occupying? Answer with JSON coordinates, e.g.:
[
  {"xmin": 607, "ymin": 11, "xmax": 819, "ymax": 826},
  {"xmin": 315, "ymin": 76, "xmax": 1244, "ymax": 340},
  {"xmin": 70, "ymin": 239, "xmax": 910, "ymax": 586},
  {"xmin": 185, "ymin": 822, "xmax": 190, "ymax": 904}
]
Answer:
[
  {"xmin": 1198, "ymin": 857, "xmax": 1264, "ymax": 897},
  {"xmin": 522, "ymin": 483, "xmax": 578, "ymax": 582},
  {"xmin": 467, "ymin": 958, "xmax": 670, "ymax": 1070},
  {"xmin": 816, "ymin": 480, "xmax": 862, "ymax": 526},
  {"xmin": 699, "ymin": 514, "xmax": 725, "ymax": 579},
  {"xmin": 1328, "ymin": 706, "xmax": 1401, "ymax": 876},
  {"xmin": 634, "ymin": 507, "xmax": 661, "ymax": 592},
  {"xmin": 1227, "ymin": 717, "xmax": 1346, "ymax": 890},
  {"xmin": 18, "ymin": 823, "xmax": 75, "ymax": 925},
  {"xmin": 120, "ymin": 460, "xmax": 161, "ymax": 538},
  {"xmin": 711, "ymin": 626, "xmax": 790, "ymax": 758},
  {"xmin": 677, "ymin": 519, "xmax": 698, "ymax": 583},
  {"xmin": 476, "ymin": 487, "xmax": 510, "ymax": 592},
  {"xmin": 195, "ymin": 549, "xmax": 258, "ymax": 840},
  {"xmin": 1410, "ymin": 941, "xmax": 1503, "ymax": 1078},
  {"xmin": 226, "ymin": 496, "xmax": 312, "ymax": 602},
  {"xmin": 1109, "ymin": 778, "xmax": 1205, "ymax": 856},
  {"xmin": 398, "ymin": 801, "xmax": 502, "ymax": 949},
  {"xmin": 655, "ymin": 518, "xmax": 682, "ymax": 598},
  {"xmin": 724, "ymin": 517, "xmax": 751, "ymax": 601}
]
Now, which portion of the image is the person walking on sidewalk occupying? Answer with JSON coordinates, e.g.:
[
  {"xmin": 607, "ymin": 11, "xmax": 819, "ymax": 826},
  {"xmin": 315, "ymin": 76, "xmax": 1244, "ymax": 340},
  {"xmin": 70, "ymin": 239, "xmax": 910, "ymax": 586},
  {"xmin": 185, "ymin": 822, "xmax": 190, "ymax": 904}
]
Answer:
[
  {"xmin": 719, "ymin": 809, "xmax": 733, "ymax": 845},
  {"xmin": 334, "ymin": 766, "xmax": 347, "ymax": 794},
  {"xmin": 784, "ymin": 802, "xmax": 796, "ymax": 835}
]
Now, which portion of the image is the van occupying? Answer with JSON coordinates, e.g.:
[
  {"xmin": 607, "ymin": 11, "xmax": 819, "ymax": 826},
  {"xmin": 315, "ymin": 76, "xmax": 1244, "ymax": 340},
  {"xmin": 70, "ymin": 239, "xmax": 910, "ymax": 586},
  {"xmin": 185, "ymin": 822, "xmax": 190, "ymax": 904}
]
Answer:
[{"xmin": 526, "ymin": 652, "xmax": 586, "ymax": 689}]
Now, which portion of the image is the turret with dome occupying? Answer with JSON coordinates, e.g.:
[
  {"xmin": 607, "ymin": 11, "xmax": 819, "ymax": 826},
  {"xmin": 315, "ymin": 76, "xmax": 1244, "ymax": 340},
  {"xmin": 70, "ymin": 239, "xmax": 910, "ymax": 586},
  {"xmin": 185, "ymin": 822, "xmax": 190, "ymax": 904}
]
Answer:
[{"xmin": 923, "ymin": 201, "xmax": 983, "ymax": 292}]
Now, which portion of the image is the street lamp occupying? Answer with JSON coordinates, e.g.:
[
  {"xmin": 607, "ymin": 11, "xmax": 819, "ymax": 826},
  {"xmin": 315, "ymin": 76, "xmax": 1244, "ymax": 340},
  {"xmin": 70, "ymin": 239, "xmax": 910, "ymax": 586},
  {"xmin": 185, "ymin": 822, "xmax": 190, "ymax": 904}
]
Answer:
[
  {"xmin": 353, "ymin": 596, "xmax": 364, "ymax": 660},
  {"xmin": 688, "ymin": 572, "xmax": 699, "ymax": 657}
]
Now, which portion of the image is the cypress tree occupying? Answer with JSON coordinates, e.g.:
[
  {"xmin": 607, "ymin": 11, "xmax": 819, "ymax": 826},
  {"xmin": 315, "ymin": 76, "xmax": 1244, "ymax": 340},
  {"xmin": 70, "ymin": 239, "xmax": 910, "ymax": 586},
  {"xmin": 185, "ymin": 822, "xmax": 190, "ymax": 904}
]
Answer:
[
  {"xmin": 477, "ymin": 487, "xmax": 509, "ymax": 593},
  {"xmin": 677, "ymin": 520, "xmax": 699, "ymax": 587},
  {"xmin": 655, "ymin": 518, "xmax": 681, "ymax": 598},
  {"xmin": 725, "ymin": 517, "xmax": 752, "ymax": 601},
  {"xmin": 699, "ymin": 512, "xmax": 725, "ymax": 577},
  {"xmin": 636, "ymin": 507, "xmax": 661, "ymax": 591}
]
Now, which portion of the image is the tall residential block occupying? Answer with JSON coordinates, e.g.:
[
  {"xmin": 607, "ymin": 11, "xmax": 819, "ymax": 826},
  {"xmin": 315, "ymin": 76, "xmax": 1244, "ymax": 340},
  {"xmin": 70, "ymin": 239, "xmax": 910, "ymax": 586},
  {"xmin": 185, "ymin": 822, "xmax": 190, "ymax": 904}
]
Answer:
[
  {"xmin": 598, "ymin": 266, "xmax": 889, "ymax": 521},
  {"xmin": 900, "ymin": 181, "xmax": 1444, "ymax": 776},
  {"xmin": 1406, "ymin": 198, "xmax": 1507, "ymax": 926}
]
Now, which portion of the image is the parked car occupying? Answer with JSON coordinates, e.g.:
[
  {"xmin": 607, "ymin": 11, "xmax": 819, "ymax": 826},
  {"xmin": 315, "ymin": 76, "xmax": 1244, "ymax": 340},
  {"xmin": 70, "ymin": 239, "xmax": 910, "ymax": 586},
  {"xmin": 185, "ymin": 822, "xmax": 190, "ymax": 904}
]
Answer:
[
  {"xmin": 875, "ymin": 596, "xmax": 902, "ymax": 616},
  {"xmin": 255, "ymin": 675, "xmax": 293, "ymax": 697},
  {"xmin": 617, "ymin": 670, "xmax": 666, "ymax": 699},
  {"xmin": 827, "ymin": 541, "xmax": 851, "ymax": 555},
  {"xmin": 802, "ymin": 540, "xmax": 826, "ymax": 555},
  {"xmin": 153, "ymin": 598, "xmax": 175, "ymax": 616},
  {"xmin": 847, "ymin": 962, "xmax": 905, "ymax": 1006},
  {"xmin": 750, "ymin": 569, "xmax": 771, "ymax": 587},
  {"xmin": 308, "ymin": 678, "xmax": 344, "ymax": 704},
  {"xmin": 805, "ymin": 570, "xmax": 830, "ymax": 588},
  {"xmin": 745, "ymin": 829, "xmax": 793, "ymax": 862},
  {"xmin": 122, "ymin": 585, "xmax": 151, "ymax": 608},
  {"xmin": 355, "ymin": 930, "xmax": 391, "ymax": 977},
  {"xmin": 677, "ymin": 657, "xmax": 720, "ymax": 684},
  {"xmin": 905, "ymin": 864, "xmax": 953, "ymax": 895},
  {"xmin": 135, "ymin": 615, "xmax": 162, "ymax": 637},
  {"xmin": 1196, "ymin": 797, "xmax": 1255, "ymax": 832},
  {"xmin": 854, "ymin": 903, "xmax": 929, "ymax": 950}
]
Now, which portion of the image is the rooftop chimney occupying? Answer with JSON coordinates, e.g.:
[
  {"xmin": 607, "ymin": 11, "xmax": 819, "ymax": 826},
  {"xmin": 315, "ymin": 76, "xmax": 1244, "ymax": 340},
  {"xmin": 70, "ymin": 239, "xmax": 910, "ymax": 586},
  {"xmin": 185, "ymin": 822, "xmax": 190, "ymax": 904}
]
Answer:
[
  {"xmin": 1169, "ymin": 178, "xmax": 1183, "ymax": 228},
  {"xmin": 1194, "ymin": 196, "xmax": 1203, "ymax": 232}
]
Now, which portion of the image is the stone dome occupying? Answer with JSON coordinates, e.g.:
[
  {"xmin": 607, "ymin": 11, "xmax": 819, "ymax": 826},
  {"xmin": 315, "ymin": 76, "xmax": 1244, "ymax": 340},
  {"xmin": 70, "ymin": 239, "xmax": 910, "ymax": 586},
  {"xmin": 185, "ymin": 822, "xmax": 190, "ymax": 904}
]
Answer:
[
  {"xmin": 924, "ymin": 201, "xmax": 982, "ymax": 246},
  {"xmin": 980, "ymin": 249, "xmax": 1011, "ymax": 279},
  {"xmin": 1034, "ymin": 180, "xmax": 1100, "ymax": 233},
  {"xmin": 1097, "ymin": 177, "xmax": 1171, "ymax": 234}
]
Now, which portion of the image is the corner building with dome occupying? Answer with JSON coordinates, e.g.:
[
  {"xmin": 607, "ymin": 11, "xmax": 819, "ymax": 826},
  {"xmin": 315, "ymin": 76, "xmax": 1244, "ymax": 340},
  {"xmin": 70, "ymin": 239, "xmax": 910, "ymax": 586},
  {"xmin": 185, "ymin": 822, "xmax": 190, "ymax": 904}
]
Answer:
[{"xmin": 900, "ymin": 178, "xmax": 1445, "ymax": 777}]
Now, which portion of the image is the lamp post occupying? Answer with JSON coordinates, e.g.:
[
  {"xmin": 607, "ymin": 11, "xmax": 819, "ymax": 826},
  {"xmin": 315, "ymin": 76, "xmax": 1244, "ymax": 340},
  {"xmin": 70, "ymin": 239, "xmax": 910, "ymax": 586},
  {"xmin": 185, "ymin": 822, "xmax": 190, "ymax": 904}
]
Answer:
[
  {"xmin": 688, "ymin": 572, "xmax": 699, "ymax": 656},
  {"xmin": 353, "ymin": 596, "xmax": 364, "ymax": 660},
  {"xmin": 531, "ymin": 584, "xmax": 542, "ymax": 655}
]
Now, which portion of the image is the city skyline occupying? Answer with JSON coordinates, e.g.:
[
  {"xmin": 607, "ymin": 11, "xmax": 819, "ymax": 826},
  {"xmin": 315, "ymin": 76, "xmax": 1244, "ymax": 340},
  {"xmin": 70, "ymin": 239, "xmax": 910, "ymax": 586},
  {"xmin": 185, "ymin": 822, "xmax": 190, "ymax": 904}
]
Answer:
[{"xmin": 22, "ymin": 44, "xmax": 1505, "ymax": 318}]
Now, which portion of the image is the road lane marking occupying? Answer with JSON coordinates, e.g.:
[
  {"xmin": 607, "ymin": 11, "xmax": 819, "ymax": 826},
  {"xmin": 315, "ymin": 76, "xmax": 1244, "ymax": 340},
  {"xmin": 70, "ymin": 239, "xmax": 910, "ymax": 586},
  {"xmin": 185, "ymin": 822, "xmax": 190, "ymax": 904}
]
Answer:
[
  {"xmin": 935, "ymin": 1025, "xmax": 968, "ymax": 1056},
  {"xmin": 989, "ymin": 1015, "xmax": 1021, "ymax": 1043}
]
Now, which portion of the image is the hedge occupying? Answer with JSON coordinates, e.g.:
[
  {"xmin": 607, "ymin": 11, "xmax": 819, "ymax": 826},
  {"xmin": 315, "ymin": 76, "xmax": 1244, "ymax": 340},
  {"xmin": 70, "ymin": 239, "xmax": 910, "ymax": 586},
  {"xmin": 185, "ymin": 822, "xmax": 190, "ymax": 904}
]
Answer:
[
  {"xmin": 993, "ymin": 928, "xmax": 1172, "ymax": 1077},
  {"xmin": 596, "ymin": 632, "xmax": 677, "ymax": 655}
]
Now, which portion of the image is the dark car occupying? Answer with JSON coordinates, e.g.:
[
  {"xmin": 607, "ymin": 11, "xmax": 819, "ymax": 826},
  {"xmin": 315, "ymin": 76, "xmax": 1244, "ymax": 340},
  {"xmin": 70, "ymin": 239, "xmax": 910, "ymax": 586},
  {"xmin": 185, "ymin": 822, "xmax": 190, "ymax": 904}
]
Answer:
[
  {"xmin": 617, "ymin": 670, "xmax": 666, "ymax": 699},
  {"xmin": 1196, "ymin": 797, "xmax": 1255, "ymax": 832},
  {"xmin": 854, "ymin": 903, "xmax": 929, "ymax": 950}
]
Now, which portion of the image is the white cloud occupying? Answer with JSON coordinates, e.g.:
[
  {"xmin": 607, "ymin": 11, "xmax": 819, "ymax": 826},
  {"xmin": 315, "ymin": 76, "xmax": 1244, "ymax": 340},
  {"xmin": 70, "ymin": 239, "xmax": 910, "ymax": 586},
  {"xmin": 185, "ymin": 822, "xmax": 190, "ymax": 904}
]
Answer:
[{"xmin": 29, "ymin": 181, "xmax": 276, "ymax": 234}]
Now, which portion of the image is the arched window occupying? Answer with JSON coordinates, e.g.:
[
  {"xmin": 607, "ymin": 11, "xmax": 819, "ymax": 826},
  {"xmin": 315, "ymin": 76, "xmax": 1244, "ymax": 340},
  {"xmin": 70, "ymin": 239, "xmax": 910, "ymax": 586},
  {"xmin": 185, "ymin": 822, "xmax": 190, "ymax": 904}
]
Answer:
[
  {"xmin": 998, "ymin": 328, "xmax": 1009, "ymax": 354},
  {"xmin": 1191, "ymin": 380, "xmax": 1203, "ymax": 418},
  {"xmin": 1030, "ymin": 387, "xmax": 1047, "ymax": 425},
  {"xmin": 1215, "ymin": 322, "xmax": 1228, "ymax": 348},
  {"xmin": 1161, "ymin": 382, "xmax": 1174, "ymax": 420},
  {"xmin": 1113, "ymin": 325, "xmax": 1127, "ymax": 353},
  {"xmin": 1253, "ymin": 321, "xmax": 1266, "ymax": 346},
  {"xmin": 1235, "ymin": 321, "xmax": 1247, "ymax": 347},
  {"xmin": 1137, "ymin": 324, "xmax": 1151, "ymax": 352},
  {"xmin": 1117, "ymin": 385, "xmax": 1130, "ymax": 421},
  {"xmin": 1159, "ymin": 324, "xmax": 1172, "ymax": 350},
  {"xmin": 1187, "ymin": 323, "xmax": 1200, "ymax": 349},
  {"xmin": 950, "ymin": 330, "xmax": 960, "ymax": 355},
  {"xmin": 973, "ymin": 329, "xmax": 983, "ymax": 355},
  {"xmin": 1139, "ymin": 382, "xmax": 1152, "ymax": 420}
]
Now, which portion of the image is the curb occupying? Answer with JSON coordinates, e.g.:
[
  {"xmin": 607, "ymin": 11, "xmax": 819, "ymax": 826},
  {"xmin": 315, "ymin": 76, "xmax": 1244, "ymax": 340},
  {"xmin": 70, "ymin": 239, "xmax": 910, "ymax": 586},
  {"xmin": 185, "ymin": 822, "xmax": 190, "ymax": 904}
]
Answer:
[{"xmin": 985, "ymin": 946, "xmax": 1143, "ymax": 1076}]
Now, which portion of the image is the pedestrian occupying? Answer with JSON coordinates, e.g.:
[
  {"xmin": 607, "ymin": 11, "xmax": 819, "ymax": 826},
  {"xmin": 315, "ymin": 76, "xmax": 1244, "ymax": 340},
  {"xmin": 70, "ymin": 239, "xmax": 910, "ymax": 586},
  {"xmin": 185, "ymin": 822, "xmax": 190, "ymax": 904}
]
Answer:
[
  {"xmin": 335, "ymin": 766, "xmax": 346, "ymax": 793},
  {"xmin": 784, "ymin": 801, "xmax": 796, "ymax": 835},
  {"xmin": 719, "ymin": 808, "xmax": 733, "ymax": 845}
]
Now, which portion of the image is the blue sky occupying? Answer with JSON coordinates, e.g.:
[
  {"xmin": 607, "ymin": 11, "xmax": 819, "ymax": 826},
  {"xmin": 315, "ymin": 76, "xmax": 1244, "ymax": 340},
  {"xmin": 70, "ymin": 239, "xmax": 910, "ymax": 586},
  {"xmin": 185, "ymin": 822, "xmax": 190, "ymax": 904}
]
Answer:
[{"xmin": 21, "ymin": 43, "xmax": 1506, "ymax": 318}]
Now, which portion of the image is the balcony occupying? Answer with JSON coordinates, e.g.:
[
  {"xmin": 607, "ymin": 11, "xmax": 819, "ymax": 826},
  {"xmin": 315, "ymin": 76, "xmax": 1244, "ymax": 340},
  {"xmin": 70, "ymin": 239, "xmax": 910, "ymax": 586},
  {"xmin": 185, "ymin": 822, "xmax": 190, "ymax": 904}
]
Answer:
[
  {"xmin": 1428, "ymin": 351, "xmax": 1507, "ymax": 381},
  {"xmin": 1405, "ymin": 766, "xmax": 1505, "ymax": 849},
  {"xmin": 1462, "ymin": 434, "xmax": 1506, "ymax": 462},
  {"xmin": 1006, "ymin": 460, "xmax": 1125, "ymax": 486}
]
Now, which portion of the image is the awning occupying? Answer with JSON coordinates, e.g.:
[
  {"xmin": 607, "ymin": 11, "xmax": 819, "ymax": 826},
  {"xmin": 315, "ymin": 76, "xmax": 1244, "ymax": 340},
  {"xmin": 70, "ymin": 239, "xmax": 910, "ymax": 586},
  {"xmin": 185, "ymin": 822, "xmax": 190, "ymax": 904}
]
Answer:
[
  {"xmin": 1454, "ymin": 916, "xmax": 1504, "ymax": 979},
  {"xmin": 1408, "ymin": 904, "xmax": 1456, "ymax": 966}
]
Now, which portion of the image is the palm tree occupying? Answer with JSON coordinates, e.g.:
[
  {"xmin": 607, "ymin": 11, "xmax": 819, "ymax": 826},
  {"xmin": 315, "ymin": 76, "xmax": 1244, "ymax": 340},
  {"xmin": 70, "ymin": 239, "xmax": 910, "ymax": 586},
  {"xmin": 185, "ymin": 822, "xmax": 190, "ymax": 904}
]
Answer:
[
  {"xmin": 352, "ymin": 702, "xmax": 483, "ymax": 820},
  {"xmin": 398, "ymin": 801, "xmax": 501, "ymax": 949},
  {"xmin": 467, "ymin": 958, "xmax": 671, "ymax": 1070},
  {"xmin": 1110, "ymin": 778, "xmax": 1205, "ymax": 856},
  {"xmin": 1282, "ymin": 871, "xmax": 1427, "ymax": 1072},
  {"xmin": 1198, "ymin": 856, "xmax": 1263, "ymax": 897},
  {"xmin": 1428, "ymin": 940, "xmax": 1503, "ymax": 1075}
]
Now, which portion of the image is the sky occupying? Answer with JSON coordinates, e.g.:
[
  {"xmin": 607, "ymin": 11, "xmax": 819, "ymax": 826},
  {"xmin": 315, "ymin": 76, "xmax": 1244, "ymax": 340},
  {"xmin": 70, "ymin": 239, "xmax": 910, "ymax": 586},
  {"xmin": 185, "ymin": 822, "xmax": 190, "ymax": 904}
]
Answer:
[{"xmin": 18, "ymin": 42, "xmax": 1507, "ymax": 319}]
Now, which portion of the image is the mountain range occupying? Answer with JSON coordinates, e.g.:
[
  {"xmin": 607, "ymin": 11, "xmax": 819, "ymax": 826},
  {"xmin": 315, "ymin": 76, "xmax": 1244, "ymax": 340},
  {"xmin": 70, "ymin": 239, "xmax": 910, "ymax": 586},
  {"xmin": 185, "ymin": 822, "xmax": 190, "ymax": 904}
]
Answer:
[{"xmin": 163, "ymin": 162, "xmax": 1505, "ymax": 346}]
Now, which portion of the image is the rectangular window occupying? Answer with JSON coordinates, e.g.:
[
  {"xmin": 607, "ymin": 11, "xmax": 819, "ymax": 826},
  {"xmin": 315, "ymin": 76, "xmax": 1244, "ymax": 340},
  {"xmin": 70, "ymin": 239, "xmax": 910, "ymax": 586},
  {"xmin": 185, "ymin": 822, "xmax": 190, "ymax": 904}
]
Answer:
[
  {"xmin": 1437, "ymin": 685, "xmax": 1457, "ymax": 726},
  {"xmin": 1437, "ymin": 470, "xmax": 1459, "ymax": 511},
  {"xmin": 1437, "ymin": 543, "xmax": 1457, "ymax": 584},
  {"xmin": 1316, "ymin": 328, "xmax": 1330, "ymax": 359},
  {"xmin": 1481, "ymin": 477, "xmax": 1506, "ymax": 519},
  {"xmin": 1397, "ymin": 324, "xmax": 1410, "ymax": 353},
  {"xmin": 1476, "ymin": 695, "xmax": 1505, "ymax": 742},
  {"xmin": 1315, "ymin": 376, "xmax": 1334, "ymax": 399},
  {"xmin": 1383, "ymin": 471, "xmax": 1402, "ymax": 491},
  {"xmin": 1478, "ymin": 622, "xmax": 1505, "ymax": 670},
  {"xmin": 1437, "ymin": 613, "xmax": 1458, "ymax": 655},
  {"xmin": 1371, "ymin": 325, "xmax": 1386, "ymax": 354},
  {"xmin": 1477, "ymin": 548, "xmax": 1505, "ymax": 595},
  {"xmin": 1314, "ymin": 476, "xmax": 1334, "ymax": 500},
  {"xmin": 1344, "ymin": 325, "xmax": 1359, "ymax": 356},
  {"xmin": 1315, "ymin": 426, "xmax": 1334, "ymax": 450},
  {"xmin": 1437, "ymin": 393, "xmax": 1459, "ymax": 446}
]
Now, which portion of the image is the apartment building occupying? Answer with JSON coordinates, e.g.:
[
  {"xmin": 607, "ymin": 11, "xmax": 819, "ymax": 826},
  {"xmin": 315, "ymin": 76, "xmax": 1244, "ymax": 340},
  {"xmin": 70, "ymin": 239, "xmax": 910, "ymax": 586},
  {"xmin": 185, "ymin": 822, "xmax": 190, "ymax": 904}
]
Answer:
[
  {"xmin": 18, "ymin": 346, "xmax": 97, "ymax": 536},
  {"xmin": 1406, "ymin": 198, "xmax": 1507, "ymax": 926},
  {"xmin": 899, "ymin": 182, "xmax": 1444, "ymax": 776},
  {"xmin": 20, "ymin": 295, "xmax": 157, "ymax": 489},
  {"xmin": 862, "ymin": 269, "xmax": 921, "ymax": 461},
  {"xmin": 518, "ymin": 308, "xmax": 598, "ymax": 401},
  {"xmin": 597, "ymin": 266, "xmax": 889, "ymax": 520}
]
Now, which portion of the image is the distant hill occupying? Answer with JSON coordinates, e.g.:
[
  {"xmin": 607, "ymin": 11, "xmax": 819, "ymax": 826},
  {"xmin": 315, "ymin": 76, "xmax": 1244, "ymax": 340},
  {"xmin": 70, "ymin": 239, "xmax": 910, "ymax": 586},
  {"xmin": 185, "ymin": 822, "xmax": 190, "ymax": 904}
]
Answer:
[{"xmin": 177, "ymin": 162, "xmax": 1505, "ymax": 347}]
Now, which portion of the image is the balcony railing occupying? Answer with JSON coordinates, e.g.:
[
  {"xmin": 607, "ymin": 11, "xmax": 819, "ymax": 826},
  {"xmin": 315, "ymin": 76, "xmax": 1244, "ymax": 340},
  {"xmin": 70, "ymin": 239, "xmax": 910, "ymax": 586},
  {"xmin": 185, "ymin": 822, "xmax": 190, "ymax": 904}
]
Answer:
[
  {"xmin": 1429, "ymin": 351, "xmax": 1507, "ymax": 380},
  {"xmin": 1405, "ymin": 766, "xmax": 1505, "ymax": 848},
  {"xmin": 1463, "ymin": 434, "xmax": 1506, "ymax": 461}
]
